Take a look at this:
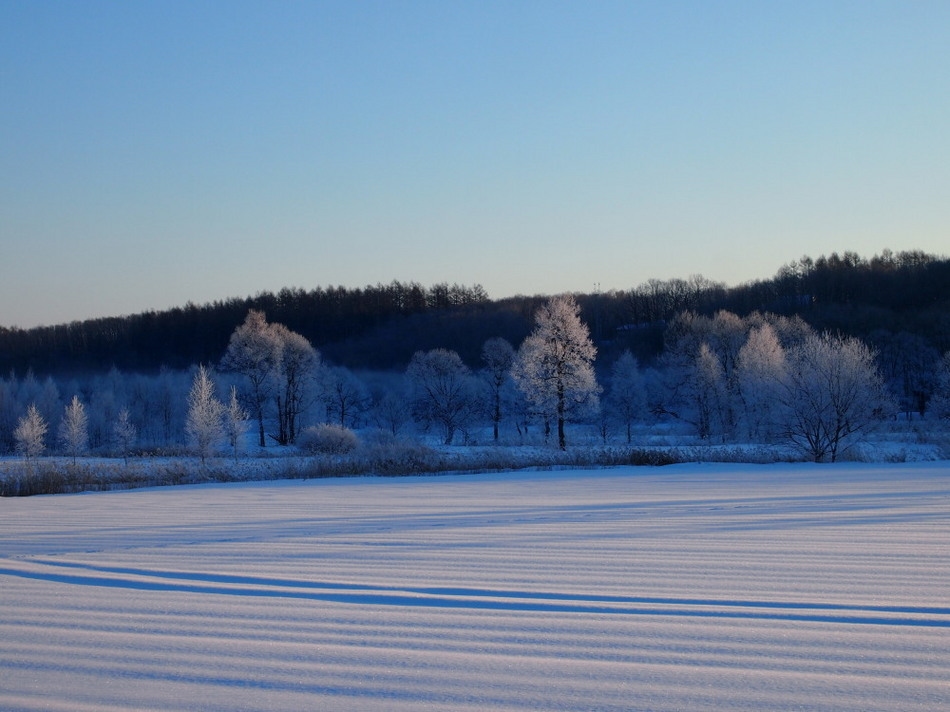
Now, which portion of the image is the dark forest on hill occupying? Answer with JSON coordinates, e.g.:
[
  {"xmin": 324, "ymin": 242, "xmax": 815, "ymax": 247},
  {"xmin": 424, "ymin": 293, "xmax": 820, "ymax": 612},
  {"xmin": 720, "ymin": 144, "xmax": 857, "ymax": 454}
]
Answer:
[{"xmin": 2, "ymin": 250, "xmax": 949, "ymax": 377}]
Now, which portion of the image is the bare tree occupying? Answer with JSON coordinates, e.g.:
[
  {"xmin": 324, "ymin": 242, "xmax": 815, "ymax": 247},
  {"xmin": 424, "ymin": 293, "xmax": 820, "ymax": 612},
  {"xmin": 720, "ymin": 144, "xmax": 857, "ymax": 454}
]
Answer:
[
  {"xmin": 480, "ymin": 337, "xmax": 515, "ymax": 442},
  {"xmin": 778, "ymin": 332, "xmax": 893, "ymax": 462},
  {"xmin": 14, "ymin": 403, "xmax": 47, "ymax": 460},
  {"xmin": 185, "ymin": 365, "xmax": 224, "ymax": 465},
  {"xmin": 58, "ymin": 395, "xmax": 89, "ymax": 463},
  {"xmin": 511, "ymin": 294, "xmax": 600, "ymax": 449},
  {"xmin": 321, "ymin": 366, "xmax": 370, "ymax": 428},
  {"xmin": 406, "ymin": 349, "xmax": 475, "ymax": 445}
]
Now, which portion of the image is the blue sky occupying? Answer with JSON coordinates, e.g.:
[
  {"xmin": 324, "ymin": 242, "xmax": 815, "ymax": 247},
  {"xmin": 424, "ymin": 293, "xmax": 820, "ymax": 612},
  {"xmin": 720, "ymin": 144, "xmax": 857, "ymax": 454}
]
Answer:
[{"xmin": 2, "ymin": 1, "xmax": 948, "ymax": 328}]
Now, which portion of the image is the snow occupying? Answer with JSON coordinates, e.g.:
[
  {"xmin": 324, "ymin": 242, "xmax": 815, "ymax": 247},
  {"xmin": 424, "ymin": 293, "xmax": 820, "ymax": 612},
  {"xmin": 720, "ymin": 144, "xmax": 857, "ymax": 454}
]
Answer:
[{"xmin": 2, "ymin": 462, "xmax": 949, "ymax": 711}]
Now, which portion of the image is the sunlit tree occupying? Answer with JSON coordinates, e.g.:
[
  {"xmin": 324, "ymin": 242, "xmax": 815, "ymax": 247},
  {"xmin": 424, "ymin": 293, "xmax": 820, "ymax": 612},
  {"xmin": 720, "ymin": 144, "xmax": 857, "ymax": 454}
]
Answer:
[
  {"xmin": 58, "ymin": 395, "xmax": 89, "ymax": 463},
  {"xmin": 221, "ymin": 310, "xmax": 282, "ymax": 447},
  {"xmin": 185, "ymin": 365, "xmax": 224, "ymax": 464},
  {"xmin": 778, "ymin": 332, "xmax": 892, "ymax": 462},
  {"xmin": 511, "ymin": 295, "xmax": 600, "ymax": 449},
  {"xmin": 736, "ymin": 323, "xmax": 787, "ymax": 441},
  {"xmin": 14, "ymin": 403, "xmax": 47, "ymax": 460}
]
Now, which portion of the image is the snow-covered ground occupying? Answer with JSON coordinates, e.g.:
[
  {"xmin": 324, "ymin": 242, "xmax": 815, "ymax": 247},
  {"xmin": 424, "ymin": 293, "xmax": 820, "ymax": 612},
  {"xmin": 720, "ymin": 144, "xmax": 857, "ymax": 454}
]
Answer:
[{"xmin": 2, "ymin": 462, "xmax": 948, "ymax": 711}]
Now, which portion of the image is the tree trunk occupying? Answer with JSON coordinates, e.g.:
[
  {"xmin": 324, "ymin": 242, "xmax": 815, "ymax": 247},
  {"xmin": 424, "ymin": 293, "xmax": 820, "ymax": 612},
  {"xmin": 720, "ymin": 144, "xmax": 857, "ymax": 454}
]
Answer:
[{"xmin": 557, "ymin": 381, "xmax": 567, "ymax": 449}]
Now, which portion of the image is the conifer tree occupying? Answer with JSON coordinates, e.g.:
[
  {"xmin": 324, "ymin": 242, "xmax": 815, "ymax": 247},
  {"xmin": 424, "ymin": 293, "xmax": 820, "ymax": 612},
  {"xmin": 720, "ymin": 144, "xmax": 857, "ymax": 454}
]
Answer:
[
  {"xmin": 186, "ymin": 365, "xmax": 224, "ymax": 465},
  {"xmin": 58, "ymin": 395, "xmax": 89, "ymax": 463},
  {"xmin": 14, "ymin": 403, "xmax": 47, "ymax": 460}
]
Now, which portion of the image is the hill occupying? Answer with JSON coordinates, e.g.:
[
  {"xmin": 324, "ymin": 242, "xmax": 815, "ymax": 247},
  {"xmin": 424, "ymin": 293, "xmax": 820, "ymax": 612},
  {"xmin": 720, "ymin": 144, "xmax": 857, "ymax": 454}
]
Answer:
[{"xmin": 1, "ymin": 250, "xmax": 948, "ymax": 376}]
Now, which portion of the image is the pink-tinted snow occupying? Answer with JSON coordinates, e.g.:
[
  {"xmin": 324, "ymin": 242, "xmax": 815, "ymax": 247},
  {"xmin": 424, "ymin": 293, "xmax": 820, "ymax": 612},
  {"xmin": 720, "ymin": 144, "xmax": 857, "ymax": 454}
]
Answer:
[{"xmin": 2, "ymin": 462, "xmax": 948, "ymax": 710}]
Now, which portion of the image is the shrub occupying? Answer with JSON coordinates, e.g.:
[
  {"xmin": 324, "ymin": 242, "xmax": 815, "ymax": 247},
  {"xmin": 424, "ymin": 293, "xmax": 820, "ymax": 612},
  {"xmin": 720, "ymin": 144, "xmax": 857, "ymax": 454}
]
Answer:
[{"xmin": 298, "ymin": 424, "xmax": 359, "ymax": 455}]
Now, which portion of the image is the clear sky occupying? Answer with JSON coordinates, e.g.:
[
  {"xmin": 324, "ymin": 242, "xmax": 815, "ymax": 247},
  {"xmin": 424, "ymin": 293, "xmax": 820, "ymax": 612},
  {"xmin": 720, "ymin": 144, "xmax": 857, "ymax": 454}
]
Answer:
[{"xmin": 2, "ymin": 1, "xmax": 948, "ymax": 328}]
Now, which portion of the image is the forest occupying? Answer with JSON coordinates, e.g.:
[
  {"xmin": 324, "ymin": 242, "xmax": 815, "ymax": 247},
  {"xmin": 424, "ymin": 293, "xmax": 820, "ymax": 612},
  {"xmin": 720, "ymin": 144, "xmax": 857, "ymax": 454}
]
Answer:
[
  {"xmin": 2, "ymin": 249, "xmax": 949, "ymax": 376},
  {"xmin": 2, "ymin": 250, "xmax": 950, "ymax": 487}
]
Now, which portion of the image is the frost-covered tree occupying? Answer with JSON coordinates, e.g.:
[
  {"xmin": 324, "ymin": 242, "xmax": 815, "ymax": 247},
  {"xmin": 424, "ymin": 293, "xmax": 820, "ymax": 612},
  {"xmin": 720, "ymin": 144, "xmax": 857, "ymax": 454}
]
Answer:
[
  {"xmin": 736, "ymin": 323, "xmax": 787, "ymax": 441},
  {"xmin": 480, "ymin": 337, "xmax": 515, "ymax": 442},
  {"xmin": 14, "ymin": 403, "xmax": 47, "ymax": 460},
  {"xmin": 221, "ymin": 310, "xmax": 283, "ymax": 447},
  {"xmin": 607, "ymin": 350, "xmax": 646, "ymax": 444},
  {"xmin": 511, "ymin": 294, "xmax": 600, "ymax": 449},
  {"xmin": 113, "ymin": 407, "xmax": 137, "ymax": 464},
  {"xmin": 185, "ymin": 365, "xmax": 224, "ymax": 464},
  {"xmin": 222, "ymin": 311, "xmax": 321, "ymax": 447},
  {"xmin": 406, "ymin": 349, "xmax": 475, "ymax": 445},
  {"xmin": 224, "ymin": 385, "xmax": 249, "ymax": 462},
  {"xmin": 271, "ymin": 324, "xmax": 320, "ymax": 445},
  {"xmin": 661, "ymin": 310, "xmax": 813, "ymax": 440},
  {"xmin": 778, "ymin": 332, "xmax": 893, "ymax": 462},
  {"xmin": 58, "ymin": 395, "xmax": 89, "ymax": 463}
]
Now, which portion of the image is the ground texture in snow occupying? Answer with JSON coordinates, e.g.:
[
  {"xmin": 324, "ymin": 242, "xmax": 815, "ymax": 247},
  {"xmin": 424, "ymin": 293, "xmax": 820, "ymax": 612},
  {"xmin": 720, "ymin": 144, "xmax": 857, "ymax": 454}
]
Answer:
[{"xmin": 2, "ymin": 462, "xmax": 949, "ymax": 711}]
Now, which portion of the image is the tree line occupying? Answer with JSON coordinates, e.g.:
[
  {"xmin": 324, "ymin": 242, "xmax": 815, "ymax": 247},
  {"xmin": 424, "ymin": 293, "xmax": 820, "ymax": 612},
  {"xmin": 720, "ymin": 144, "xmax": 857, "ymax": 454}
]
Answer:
[
  {"xmin": 5, "ymin": 292, "xmax": 950, "ymax": 465},
  {"xmin": 0, "ymin": 281, "xmax": 491, "ymax": 374},
  {"xmin": 2, "ymin": 251, "xmax": 949, "ymax": 377}
]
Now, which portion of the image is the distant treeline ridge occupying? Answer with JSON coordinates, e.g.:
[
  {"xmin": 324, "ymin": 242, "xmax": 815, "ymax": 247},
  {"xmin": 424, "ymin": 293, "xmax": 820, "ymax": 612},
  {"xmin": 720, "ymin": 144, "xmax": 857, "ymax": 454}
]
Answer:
[{"xmin": 2, "ymin": 250, "xmax": 949, "ymax": 375}]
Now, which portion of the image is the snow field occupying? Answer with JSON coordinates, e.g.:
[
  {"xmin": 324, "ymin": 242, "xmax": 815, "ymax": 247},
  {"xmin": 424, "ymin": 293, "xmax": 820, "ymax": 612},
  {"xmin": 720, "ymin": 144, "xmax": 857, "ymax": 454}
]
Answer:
[{"xmin": 1, "ymin": 462, "xmax": 949, "ymax": 710}]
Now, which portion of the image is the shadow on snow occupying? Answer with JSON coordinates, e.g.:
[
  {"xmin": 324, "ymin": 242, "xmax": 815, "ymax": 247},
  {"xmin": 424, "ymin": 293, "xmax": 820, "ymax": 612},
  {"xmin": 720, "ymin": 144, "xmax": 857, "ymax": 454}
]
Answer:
[{"xmin": 4, "ymin": 559, "xmax": 948, "ymax": 629}]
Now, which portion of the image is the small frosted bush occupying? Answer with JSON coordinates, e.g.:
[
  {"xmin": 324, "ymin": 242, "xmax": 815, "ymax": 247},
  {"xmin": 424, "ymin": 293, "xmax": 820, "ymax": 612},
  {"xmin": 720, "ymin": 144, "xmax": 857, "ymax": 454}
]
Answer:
[{"xmin": 299, "ymin": 424, "xmax": 359, "ymax": 455}]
